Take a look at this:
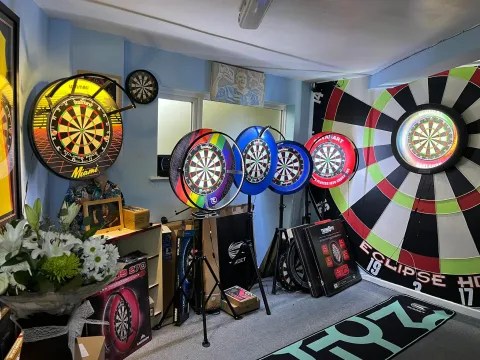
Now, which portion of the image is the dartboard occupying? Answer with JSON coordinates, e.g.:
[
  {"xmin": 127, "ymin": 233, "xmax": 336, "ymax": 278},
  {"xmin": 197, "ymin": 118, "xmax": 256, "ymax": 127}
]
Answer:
[
  {"xmin": 170, "ymin": 129, "xmax": 238, "ymax": 210},
  {"xmin": 183, "ymin": 142, "xmax": 226, "ymax": 195},
  {"xmin": 286, "ymin": 241, "xmax": 310, "ymax": 291},
  {"xmin": 126, "ymin": 69, "xmax": 159, "ymax": 104},
  {"xmin": 49, "ymin": 95, "xmax": 111, "ymax": 164},
  {"xmin": 0, "ymin": 93, "xmax": 13, "ymax": 177},
  {"xmin": 29, "ymin": 78, "xmax": 124, "ymax": 180},
  {"xmin": 243, "ymin": 138, "xmax": 271, "ymax": 183},
  {"xmin": 330, "ymin": 241, "xmax": 343, "ymax": 265},
  {"xmin": 114, "ymin": 298, "xmax": 132, "ymax": 342},
  {"xmin": 234, "ymin": 126, "xmax": 278, "ymax": 195},
  {"xmin": 269, "ymin": 140, "xmax": 312, "ymax": 195},
  {"xmin": 314, "ymin": 66, "xmax": 480, "ymax": 307},
  {"xmin": 392, "ymin": 105, "xmax": 465, "ymax": 173},
  {"xmin": 305, "ymin": 132, "xmax": 357, "ymax": 188}
]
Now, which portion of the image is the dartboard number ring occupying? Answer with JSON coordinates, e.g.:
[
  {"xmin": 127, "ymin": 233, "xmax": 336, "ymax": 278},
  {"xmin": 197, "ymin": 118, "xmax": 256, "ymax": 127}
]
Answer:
[
  {"xmin": 49, "ymin": 96, "xmax": 111, "ymax": 164},
  {"xmin": 243, "ymin": 138, "xmax": 271, "ymax": 184},
  {"xmin": 183, "ymin": 142, "xmax": 226, "ymax": 195}
]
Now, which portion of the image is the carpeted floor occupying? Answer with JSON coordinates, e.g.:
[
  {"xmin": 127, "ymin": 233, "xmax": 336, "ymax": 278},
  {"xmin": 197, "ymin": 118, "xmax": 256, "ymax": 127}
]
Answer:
[{"xmin": 130, "ymin": 280, "xmax": 480, "ymax": 360}]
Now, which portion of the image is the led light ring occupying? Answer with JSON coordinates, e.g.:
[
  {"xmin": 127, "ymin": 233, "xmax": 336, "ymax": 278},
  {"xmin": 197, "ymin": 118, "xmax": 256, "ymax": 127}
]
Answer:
[
  {"xmin": 305, "ymin": 132, "xmax": 358, "ymax": 188},
  {"xmin": 269, "ymin": 140, "xmax": 313, "ymax": 195},
  {"xmin": 180, "ymin": 131, "xmax": 245, "ymax": 211},
  {"xmin": 391, "ymin": 104, "xmax": 467, "ymax": 174},
  {"xmin": 234, "ymin": 125, "xmax": 278, "ymax": 195}
]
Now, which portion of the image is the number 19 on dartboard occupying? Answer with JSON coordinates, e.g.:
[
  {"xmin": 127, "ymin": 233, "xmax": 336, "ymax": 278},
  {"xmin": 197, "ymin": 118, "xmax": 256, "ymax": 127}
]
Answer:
[{"xmin": 366, "ymin": 258, "xmax": 382, "ymax": 276}]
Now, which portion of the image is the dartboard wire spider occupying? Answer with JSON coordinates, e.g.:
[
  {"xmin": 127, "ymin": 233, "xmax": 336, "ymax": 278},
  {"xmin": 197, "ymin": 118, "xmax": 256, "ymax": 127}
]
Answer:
[{"xmin": 45, "ymin": 72, "xmax": 137, "ymax": 116}]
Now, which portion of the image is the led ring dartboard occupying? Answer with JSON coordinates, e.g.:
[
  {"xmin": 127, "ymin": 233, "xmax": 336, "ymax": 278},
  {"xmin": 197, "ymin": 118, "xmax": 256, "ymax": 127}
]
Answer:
[
  {"xmin": 103, "ymin": 288, "xmax": 140, "ymax": 353},
  {"xmin": 305, "ymin": 132, "xmax": 358, "ymax": 188},
  {"xmin": 234, "ymin": 126, "xmax": 278, "ymax": 195},
  {"xmin": 315, "ymin": 67, "xmax": 480, "ymax": 307},
  {"xmin": 269, "ymin": 140, "xmax": 312, "ymax": 195},
  {"xmin": 392, "ymin": 104, "xmax": 466, "ymax": 174},
  {"xmin": 29, "ymin": 74, "xmax": 135, "ymax": 180},
  {"xmin": 170, "ymin": 129, "xmax": 244, "ymax": 210}
]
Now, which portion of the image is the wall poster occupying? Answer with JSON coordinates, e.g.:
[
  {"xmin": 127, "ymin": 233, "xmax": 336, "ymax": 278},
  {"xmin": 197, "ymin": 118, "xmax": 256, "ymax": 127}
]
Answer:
[{"xmin": 0, "ymin": 2, "xmax": 19, "ymax": 227}]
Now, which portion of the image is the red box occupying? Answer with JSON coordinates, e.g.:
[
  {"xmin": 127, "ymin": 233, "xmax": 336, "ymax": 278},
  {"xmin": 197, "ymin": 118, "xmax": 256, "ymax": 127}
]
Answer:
[{"xmin": 86, "ymin": 254, "xmax": 152, "ymax": 360}]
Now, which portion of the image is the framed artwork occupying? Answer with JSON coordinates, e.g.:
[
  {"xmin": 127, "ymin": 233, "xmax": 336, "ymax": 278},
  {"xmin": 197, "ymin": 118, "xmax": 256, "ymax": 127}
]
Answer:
[
  {"xmin": 0, "ymin": 2, "xmax": 19, "ymax": 227},
  {"xmin": 83, "ymin": 197, "xmax": 124, "ymax": 234},
  {"xmin": 211, "ymin": 62, "xmax": 265, "ymax": 107},
  {"xmin": 77, "ymin": 70, "xmax": 122, "ymax": 107}
]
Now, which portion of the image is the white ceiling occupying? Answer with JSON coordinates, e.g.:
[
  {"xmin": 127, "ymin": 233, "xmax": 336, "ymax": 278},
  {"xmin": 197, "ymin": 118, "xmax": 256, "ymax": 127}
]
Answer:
[{"xmin": 34, "ymin": 0, "xmax": 480, "ymax": 82}]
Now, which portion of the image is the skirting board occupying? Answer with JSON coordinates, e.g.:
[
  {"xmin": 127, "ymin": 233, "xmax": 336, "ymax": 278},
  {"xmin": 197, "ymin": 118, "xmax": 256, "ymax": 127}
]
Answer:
[{"xmin": 361, "ymin": 271, "xmax": 480, "ymax": 320}]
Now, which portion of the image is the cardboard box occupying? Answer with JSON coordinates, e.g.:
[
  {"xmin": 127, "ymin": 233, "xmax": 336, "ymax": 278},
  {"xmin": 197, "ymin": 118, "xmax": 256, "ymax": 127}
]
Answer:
[
  {"xmin": 224, "ymin": 286, "xmax": 258, "ymax": 307},
  {"xmin": 86, "ymin": 254, "xmax": 152, "ymax": 360},
  {"xmin": 74, "ymin": 336, "xmax": 105, "ymax": 360},
  {"xmin": 123, "ymin": 206, "xmax": 150, "ymax": 230},
  {"xmin": 221, "ymin": 297, "xmax": 260, "ymax": 317},
  {"xmin": 4, "ymin": 333, "xmax": 22, "ymax": 360}
]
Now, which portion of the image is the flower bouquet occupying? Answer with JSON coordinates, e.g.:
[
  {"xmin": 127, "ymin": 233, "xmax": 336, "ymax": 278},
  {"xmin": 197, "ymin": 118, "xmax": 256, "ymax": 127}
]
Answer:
[{"xmin": 0, "ymin": 199, "xmax": 120, "ymax": 359}]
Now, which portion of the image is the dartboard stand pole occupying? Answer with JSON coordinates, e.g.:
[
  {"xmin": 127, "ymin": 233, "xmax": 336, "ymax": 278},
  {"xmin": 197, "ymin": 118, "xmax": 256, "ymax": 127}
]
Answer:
[
  {"xmin": 243, "ymin": 195, "xmax": 271, "ymax": 315},
  {"xmin": 153, "ymin": 250, "xmax": 242, "ymax": 347},
  {"xmin": 271, "ymin": 195, "xmax": 288, "ymax": 295}
]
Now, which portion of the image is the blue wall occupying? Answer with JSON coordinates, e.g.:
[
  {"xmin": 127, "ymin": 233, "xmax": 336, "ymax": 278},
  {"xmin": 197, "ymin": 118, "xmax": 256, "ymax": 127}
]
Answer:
[{"xmin": 18, "ymin": 24, "xmax": 312, "ymax": 264}]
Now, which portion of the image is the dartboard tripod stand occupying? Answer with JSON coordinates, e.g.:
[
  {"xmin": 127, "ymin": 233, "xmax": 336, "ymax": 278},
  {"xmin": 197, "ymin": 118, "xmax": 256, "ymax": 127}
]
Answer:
[
  {"xmin": 271, "ymin": 195, "xmax": 289, "ymax": 295},
  {"xmin": 153, "ymin": 248, "xmax": 241, "ymax": 347}
]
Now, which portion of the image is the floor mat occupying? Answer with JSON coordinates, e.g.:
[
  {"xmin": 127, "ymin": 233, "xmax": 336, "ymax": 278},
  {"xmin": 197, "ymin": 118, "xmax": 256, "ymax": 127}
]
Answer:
[{"xmin": 259, "ymin": 295, "xmax": 455, "ymax": 359}]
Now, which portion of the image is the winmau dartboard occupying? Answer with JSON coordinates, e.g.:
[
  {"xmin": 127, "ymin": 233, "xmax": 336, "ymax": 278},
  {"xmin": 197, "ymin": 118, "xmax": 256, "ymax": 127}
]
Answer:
[
  {"xmin": 305, "ymin": 132, "xmax": 358, "ymax": 188},
  {"xmin": 313, "ymin": 66, "xmax": 480, "ymax": 307},
  {"xmin": 234, "ymin": 126, "xmax": 278, "ymax": 195},
  {"xmin": 29, "ymin": 76, "xmax": 130, "ymax": 180},
  {"xmin": 126, "ymin": 69, "xmax": 158, "ymax": 104},
  {"xmin": 269, "ymin": 140, "xmax": 312, "ymax": 195}
]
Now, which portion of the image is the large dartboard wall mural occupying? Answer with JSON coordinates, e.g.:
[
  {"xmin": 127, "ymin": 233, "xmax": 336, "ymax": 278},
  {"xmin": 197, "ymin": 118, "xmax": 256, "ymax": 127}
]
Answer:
[
  {"xmin": 312, "ymin": 66, "xmax": 480, "ymax": 307},
  {"xmin": 29, "ymin": 75, "xmax": 134, "ymax": 180}
]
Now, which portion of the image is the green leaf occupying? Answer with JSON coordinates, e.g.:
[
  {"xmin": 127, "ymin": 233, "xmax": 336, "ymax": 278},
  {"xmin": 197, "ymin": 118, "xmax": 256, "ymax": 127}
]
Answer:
[
  {"xmin": 36, "ymin": 275, "xmax": 55, "ymax": 293},
  {"xmin": 58, "ymin": 208, "xmax": 68, "ymax": 217},
  {"xmin": 2, "ymin": 252, "xmax": 31, "ymax": 267},
  {"xmin": 24, "ymin": 205, "xmax": 39, "ymax": 229},
  {"xmin": 83, "ymin": 215, "xmax": 92, "ymax": 226},
  {"xmin": 33, "ymin": 198, "xmax": 42, "ymax": 218},
  {"xmin": 82, "ymin": 224, "xmax": 101, "ymax": 240},
  {"xmin": 13, "ymin": 271, "xmax": 32, "ymax": 286}
]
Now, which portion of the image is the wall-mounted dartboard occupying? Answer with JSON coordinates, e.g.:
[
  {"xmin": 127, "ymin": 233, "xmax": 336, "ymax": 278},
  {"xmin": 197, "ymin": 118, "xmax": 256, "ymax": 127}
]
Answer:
[
  {"xmin": 29, "ymin": 74, "xmax": 135, "ymax": 180},
  {"xmin": 234, "ymin": 126, "xmax": 278, "ymax": 195},
  {"xmin": 305, "ymin": 132, "xmax": 358, "ymax": 188},
  {"xmin": 313, "ymin": 66, "xmax": 480, "ymax": 307},
  {"xmin": 269, "ymin": 140, "xmax": 312, "ymax": 195},
  {"xmin": 170, "ymin": 129, "xmax": 244, "ymax": 210},
  {"xmin": 126, "ymin": 69, "xmax": 159, "ymax": 105},
  {"xmin": 0, "ymin": 75, "xmax": 13, "ymax": 178}
]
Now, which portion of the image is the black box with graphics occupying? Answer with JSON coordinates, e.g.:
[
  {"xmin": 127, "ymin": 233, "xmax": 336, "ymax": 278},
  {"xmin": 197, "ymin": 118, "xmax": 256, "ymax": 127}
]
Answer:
[{"xmin": 86, "ymin": 253, "xmax": 152, "ymax": 360}]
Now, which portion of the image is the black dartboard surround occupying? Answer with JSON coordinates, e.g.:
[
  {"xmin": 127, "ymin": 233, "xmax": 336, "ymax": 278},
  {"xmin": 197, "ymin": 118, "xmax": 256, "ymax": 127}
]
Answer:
[
  {"xmin": 126, "ymin": 69, "xmax": 159, "ymax": 104},
  {"xmin": 391, "ymin": 104, "xmax": 468, "ymax": 174}
]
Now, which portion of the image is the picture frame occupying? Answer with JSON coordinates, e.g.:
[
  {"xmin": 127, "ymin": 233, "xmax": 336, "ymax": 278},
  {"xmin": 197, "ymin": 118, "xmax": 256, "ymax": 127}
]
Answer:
[
  {"xmin": 0, "ymin": 2, "xmax": 20, "ymax": 228},
  {"xmin": 210, "ymin": 62, "xmax": 265, "ymax": 107},
  {"xmin": 83, "ymin": 197, "xmax": 124, "ymax": 234},
  {"xmin": 77, "ymin": 70, "xmax": 122, "ymax": 107}
]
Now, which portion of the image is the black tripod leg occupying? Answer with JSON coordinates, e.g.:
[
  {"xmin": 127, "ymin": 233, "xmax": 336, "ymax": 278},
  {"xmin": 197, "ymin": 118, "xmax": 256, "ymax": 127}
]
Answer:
[
  {"xmin": 203, "ymin": 256, "xmax": 242, "ymax": 320},
  {"xmin": 271, "ymin": 228, "xmax": 281, "ymax": 295},
  {"xmin": 153, "ymin": 258, "xmax": 195, "ymax": 330},
  {"xmin": 197, "ymin": 257, "xmax": 210, "ymax": 347},
  {"xmin": 246, "ymin": 242, "xmax": 271, "ymax": 315}
]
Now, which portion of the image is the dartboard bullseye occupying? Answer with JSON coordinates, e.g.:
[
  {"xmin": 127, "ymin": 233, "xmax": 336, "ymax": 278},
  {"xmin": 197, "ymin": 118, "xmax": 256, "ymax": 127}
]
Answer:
[
  {"xmin": 305, "ymin": 132, "xmax": 357, "ymax": 188},
  {"xmin": 392, "ymin": 104, "xmax": 466, "ymax": 174},
  {"xmin": 235, "ymin": 126, "xmax": 278, "ymax": 195},
  {"xmin": 269, "ymin": 140, "xmax": 312, "ymax": 195},
  {"xmin": 183, "ymin": 142, "xmax": 226, "ymax": 195},
  {"xmin": 49, "ymin": 95, "xmax": 111, "ymax": 164},
  {"xmin": 243, "ymin": 138, "xmax": 271, "ymax": 183}
]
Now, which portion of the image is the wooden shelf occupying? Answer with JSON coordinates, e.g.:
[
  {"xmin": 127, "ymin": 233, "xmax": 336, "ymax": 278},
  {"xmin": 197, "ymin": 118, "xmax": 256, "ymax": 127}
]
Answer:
[
  {"xmin": 103, "ymin": 223, "xmax": 162, "ymax": 243},
  {"xmin": 148, "ymin": 254, "xmax": 159, "ymax": 260}
]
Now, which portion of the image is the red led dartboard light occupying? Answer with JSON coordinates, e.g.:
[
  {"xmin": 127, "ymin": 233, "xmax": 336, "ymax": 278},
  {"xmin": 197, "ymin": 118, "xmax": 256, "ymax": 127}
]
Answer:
[{"xmin": 305, "ymin": 132, "xmax": 358, "ymax": 189}]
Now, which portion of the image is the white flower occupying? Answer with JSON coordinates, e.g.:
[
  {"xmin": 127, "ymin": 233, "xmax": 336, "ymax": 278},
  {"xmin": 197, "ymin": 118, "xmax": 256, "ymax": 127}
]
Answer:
[
  {"xmin": 29, "ymin": 231, "xmax": 82, "ymax": 259},
  {"xmin": 0, "ymin": 273, "xmax": 8, "ymax": 295},
  {"xmin": 7, "ymin": 273, "xmax": 26, "ymax": 294},
  {"xmin": 59, "ymin": 202, "xmax": 81, "ymax": 229},
  {"xmin": 0, "ymin": 219, "xmax": 27, "ymax": 265},
  {"xmin": 82, "ymin": 238, "xmax": 106, "ymax": 256}
]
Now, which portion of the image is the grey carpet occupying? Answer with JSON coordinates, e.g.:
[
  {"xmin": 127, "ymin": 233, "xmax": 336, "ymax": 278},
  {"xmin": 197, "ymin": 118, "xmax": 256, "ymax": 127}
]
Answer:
[{"xmin": 130, "ymin": 280, "xmax": 480, "ymax": 360}]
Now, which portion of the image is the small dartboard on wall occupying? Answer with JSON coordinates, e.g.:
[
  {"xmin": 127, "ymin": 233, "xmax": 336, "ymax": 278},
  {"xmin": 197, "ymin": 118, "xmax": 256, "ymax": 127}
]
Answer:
[
  {"xmin": 125, "ymin": 69, "xmax": 159, "ymax": 104},
  {"xmin": 28, "ymin": 74, "xmax": 134, "ymax": 180},
  {"xmin": 305, "ymin": 132, "xmax": 358, "ymax": 188}
]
